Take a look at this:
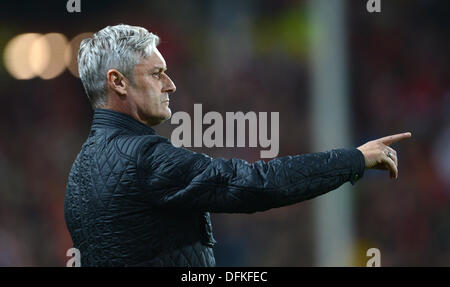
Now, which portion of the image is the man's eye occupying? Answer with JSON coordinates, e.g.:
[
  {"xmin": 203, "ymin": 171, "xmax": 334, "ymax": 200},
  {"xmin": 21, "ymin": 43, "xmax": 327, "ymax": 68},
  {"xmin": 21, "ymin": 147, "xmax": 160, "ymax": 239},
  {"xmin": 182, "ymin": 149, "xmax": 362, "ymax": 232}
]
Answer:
[{"xmin": 152, "ymin": 73, "xmax": 161, "ymax": 79}]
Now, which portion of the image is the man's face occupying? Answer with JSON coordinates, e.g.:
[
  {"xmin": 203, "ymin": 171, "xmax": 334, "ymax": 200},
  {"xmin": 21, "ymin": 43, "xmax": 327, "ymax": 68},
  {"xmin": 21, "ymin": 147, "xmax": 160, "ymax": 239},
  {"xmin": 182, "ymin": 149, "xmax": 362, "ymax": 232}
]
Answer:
[{"xmin": 127, "ymin": 48, "xmax": 176, "ymax": 126}]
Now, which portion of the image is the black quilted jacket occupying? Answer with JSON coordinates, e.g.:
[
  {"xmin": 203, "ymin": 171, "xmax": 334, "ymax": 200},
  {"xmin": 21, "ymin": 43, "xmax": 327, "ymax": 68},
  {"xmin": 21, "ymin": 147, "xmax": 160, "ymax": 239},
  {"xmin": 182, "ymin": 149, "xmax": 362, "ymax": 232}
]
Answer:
[{"xmin": 64, "ymin": 108, "xmax": 365, "ymax": 266}]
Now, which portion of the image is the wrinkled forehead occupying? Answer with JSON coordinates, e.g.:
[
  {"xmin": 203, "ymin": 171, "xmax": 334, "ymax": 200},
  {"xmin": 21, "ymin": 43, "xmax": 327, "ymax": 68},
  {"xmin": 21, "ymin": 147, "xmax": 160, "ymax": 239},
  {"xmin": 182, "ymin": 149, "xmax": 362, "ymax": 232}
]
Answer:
[{"xmin": 137, "ymin": 48, "xmax": 166, "ymax": 70}]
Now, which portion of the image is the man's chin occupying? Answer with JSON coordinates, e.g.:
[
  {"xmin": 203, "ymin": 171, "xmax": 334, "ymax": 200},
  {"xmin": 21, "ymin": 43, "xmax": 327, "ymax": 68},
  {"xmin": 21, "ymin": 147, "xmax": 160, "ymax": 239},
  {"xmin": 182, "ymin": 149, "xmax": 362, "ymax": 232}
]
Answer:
[
  {"xmin": 160, "ymin": 115, "xmax": 171, "ymax": 124},
  {"xmin": 144, "ymin": 111, "xmax": 171, "ymax": 127},
  {"xmin": 163, "ymin": 109, "xmax": 172, "ymax": 121},
  {"xmin": 154, "ymin": 111, "xmax": 172, "ymax": 125}
]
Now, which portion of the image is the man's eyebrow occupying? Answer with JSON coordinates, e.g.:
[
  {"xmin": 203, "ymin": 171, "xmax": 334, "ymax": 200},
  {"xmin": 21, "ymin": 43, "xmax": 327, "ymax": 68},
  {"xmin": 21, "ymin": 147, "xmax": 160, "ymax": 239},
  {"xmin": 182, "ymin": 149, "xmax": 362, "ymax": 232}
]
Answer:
[{"xmin": 152, "ymin": 66, "xmax": 167, "ymax": 72}]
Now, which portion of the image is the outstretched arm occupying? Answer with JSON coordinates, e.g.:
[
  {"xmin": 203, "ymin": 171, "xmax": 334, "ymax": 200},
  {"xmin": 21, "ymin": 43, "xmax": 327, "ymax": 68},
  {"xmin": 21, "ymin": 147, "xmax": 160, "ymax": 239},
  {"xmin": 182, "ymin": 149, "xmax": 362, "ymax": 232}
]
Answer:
[{"xmin": 136, "ymin": 135, "xmax": 366, "ymax": 213}]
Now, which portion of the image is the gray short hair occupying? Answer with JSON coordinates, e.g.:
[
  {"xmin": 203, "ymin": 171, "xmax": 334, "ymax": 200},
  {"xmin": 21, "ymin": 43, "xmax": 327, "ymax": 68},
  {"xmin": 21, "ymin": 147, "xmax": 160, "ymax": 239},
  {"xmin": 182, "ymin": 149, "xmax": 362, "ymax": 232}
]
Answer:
[{"xmin": 78, "ymin": 24, "xmax": 160, "ymax": 109}]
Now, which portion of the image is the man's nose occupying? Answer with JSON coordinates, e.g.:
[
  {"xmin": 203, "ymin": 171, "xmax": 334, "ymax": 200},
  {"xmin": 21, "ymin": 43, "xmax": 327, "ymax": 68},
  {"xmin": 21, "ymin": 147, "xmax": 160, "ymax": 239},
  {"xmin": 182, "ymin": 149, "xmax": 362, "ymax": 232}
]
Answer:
[{"xmin": 162, "ymin": 75, "xmax": 176, "ymax": 94}]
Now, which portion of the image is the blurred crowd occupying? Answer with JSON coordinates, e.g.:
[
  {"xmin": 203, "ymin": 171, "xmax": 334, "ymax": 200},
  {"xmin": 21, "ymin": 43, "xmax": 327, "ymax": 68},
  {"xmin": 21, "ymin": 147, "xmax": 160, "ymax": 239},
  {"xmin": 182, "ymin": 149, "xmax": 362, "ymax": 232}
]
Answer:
[
  {"xmin": 351, "ymin": 0, "xmax": 450, "ymax": 266},
  {"xmin": 0, "ymin": 0, "xmax": 448, "ymax": 266}
]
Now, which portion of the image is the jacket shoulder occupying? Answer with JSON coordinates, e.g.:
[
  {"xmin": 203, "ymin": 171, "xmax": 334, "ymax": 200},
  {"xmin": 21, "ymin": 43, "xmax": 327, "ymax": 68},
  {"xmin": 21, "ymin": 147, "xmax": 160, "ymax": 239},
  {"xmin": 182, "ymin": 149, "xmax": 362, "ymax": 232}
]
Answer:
[{"xmin": 113, "ymin": 133, "xmax": 169, "ymax": 160}]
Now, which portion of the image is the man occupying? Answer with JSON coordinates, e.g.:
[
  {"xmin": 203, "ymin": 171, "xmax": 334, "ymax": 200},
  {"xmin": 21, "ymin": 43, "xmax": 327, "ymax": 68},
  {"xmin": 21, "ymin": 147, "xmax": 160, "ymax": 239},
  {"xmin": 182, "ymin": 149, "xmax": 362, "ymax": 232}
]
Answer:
[{"xmin": 64, "ymin": 24, "xmax": 411, "ymax": 267}]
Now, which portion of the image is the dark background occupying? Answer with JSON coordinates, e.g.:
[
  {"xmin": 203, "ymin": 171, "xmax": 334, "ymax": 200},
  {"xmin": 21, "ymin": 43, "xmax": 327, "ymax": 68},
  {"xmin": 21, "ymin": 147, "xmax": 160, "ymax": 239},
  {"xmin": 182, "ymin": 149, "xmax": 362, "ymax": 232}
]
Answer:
[{"xmin": 0, "ymin": 0, "xmax": 448, "ymax": 266}]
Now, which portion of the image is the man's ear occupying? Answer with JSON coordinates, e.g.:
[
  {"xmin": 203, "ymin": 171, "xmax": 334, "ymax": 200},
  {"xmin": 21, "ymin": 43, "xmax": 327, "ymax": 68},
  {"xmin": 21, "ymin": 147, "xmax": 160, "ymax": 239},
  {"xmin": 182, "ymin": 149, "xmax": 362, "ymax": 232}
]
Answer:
[{"xmin": 107, "ymin": 69, "xmax": 128, "ymax": 96}]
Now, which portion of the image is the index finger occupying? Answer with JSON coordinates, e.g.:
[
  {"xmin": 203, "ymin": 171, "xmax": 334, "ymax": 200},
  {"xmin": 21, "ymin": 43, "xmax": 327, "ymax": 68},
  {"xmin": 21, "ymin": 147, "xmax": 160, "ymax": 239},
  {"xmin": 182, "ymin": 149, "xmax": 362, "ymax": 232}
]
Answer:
[{"xmin": 378, "ymin": 132, "xmax": 412, "ymax": 145}]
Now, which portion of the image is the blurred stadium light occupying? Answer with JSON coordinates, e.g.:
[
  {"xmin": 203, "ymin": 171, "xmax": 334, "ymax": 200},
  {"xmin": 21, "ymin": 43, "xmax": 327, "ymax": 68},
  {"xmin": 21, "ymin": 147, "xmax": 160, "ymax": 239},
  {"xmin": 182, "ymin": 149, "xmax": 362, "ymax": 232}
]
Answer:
[
  {"xmin": 4, "ymin": 33, "xmax": 43, "ymax": 80},
  {"xmin": 37, "ymin": 33, "xmax": 68, "ymax": 80},
  {"xmin": 3, "ymin": 32, "xmax": 92, "ymax": 80}
]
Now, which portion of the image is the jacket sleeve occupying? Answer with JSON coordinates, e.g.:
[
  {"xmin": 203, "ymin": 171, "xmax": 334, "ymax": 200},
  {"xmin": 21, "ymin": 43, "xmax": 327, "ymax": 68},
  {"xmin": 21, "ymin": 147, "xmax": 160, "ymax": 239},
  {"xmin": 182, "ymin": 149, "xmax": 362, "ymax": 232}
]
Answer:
[{"xmin": 136, "ymin": 135, "xmax": 366, "ymax": 213}]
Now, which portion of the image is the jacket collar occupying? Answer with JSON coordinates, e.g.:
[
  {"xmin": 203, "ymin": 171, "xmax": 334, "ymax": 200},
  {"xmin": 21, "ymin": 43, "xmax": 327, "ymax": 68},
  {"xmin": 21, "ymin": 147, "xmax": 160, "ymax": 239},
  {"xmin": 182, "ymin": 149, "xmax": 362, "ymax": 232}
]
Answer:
[{"xmin": 91, "ymin": 109, "xmax": 156, "ymax": 135}]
